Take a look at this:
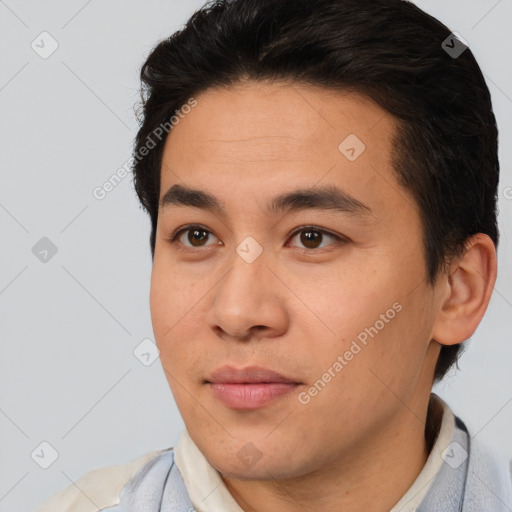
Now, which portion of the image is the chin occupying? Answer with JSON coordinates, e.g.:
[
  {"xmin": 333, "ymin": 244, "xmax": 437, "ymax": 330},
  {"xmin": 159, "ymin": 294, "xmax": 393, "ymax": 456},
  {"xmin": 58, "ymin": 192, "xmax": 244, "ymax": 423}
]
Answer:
[
  {"xmin": 201, "ymin": 440, "xmax": 315, "ymax": 482},
  {"xmin": 215, "ymin": 458, "xmax": 304, "ymax": 481}
]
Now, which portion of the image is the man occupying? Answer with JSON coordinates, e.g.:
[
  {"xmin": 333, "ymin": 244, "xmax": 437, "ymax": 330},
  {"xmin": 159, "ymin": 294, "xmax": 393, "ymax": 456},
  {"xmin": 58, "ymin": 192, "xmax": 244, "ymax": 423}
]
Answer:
[{"xmin": 36, "ymin": 0, "xmax": 512, "ymax": 510}]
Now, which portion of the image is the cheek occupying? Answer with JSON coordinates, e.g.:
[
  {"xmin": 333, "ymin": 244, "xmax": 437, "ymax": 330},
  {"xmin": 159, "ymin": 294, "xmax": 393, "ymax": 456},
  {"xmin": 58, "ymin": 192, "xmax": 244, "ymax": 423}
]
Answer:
[
  {"xmin": 149, "ymin": 257, "xmax": 199, "ymax": 334},
  {"xmin": 290, "ymin": 263, "xmax": 390, "ymax": 338},
  {"xmin": 149, "ymin": 258, "xmax": 207, "ymax": 375},
  {"xmin": 149, "ymin": 270, "xmax": 171, "ymax": 340},
  {"xmin": 291, "ymin": 260, "xmax": 425, "ymax": 377}
]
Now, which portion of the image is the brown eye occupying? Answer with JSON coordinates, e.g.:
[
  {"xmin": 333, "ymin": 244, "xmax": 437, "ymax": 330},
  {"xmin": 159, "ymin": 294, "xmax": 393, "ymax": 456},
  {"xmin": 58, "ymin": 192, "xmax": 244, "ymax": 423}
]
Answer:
[
  {"xmin": 169, "ymin": 225, "xmax": 220, "ymax": 248},
  {"xmin": 297, "ymin": 230, "xmax": 321, "ymax": 249},
  {"xmin": 186, "ymin": 228, "xmax": 210, "ymax": 247},
  {"xmin": 288, "ymin": 227, "xmax": 344, "ymax": 250}
]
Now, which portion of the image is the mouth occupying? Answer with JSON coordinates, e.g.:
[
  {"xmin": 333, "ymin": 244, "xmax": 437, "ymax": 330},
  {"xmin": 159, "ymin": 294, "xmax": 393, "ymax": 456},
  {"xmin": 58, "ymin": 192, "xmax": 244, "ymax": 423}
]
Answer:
[{"xmin": 205, "ymin": 365, "xmax": 302, "ymax": 410}]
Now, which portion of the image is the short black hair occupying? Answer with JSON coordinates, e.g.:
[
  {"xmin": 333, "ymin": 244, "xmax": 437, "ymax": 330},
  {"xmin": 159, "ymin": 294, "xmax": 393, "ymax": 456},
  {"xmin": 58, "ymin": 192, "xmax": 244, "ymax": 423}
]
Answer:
[{"xmin": 132, "ymin": 0, "xmax": 499, "ymax": 382}]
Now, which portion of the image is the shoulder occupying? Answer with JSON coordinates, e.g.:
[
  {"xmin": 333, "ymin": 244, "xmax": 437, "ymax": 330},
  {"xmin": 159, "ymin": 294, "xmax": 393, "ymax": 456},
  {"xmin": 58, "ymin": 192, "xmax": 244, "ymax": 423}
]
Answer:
[
  {"xmin": 34, "ymin": 448, "xmax": 174, "ymax": 512},
  {"xmin": 456, "ymin": 418, "xmax": 512, "ymax": 511},
  {"xmin": 466, "ymin": 440, "xmax": 512, "ymax": 509}
]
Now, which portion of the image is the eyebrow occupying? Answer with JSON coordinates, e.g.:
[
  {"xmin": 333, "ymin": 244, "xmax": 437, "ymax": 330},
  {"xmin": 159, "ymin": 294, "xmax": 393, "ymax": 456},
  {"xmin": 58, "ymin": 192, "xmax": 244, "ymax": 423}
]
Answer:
[{"xmin": 159, "ymin": 183, "xmax": 372, "ymax": 218}]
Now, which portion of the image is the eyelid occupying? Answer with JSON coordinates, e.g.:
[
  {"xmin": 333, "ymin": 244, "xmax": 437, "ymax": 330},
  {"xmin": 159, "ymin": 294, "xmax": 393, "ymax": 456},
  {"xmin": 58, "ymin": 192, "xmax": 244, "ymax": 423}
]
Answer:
[{"xmin": 167, "ymin": 224, "xmax": 350, "ymax": 250}]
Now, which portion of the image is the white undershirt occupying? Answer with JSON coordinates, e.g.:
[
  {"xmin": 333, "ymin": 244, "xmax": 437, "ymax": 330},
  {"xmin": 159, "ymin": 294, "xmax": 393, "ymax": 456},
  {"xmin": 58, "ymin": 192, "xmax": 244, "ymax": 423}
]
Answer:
[{"xmin": 174, "ymin": 394, "xmax": 455, "ymax": 512}]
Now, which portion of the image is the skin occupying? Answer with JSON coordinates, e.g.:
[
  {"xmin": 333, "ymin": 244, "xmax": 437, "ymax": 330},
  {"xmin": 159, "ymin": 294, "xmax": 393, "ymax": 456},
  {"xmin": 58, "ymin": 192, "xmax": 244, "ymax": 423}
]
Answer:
[{"xmin": 149, "ymin": 80, "xmax": 497, "ymax": 512}]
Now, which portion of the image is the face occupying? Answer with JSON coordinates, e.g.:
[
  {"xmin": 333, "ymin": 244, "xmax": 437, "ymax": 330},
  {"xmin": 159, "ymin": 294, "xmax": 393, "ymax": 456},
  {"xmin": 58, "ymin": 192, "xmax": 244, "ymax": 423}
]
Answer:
[{"xmin": 150, "ymin": 81, "xmax": 443, "ymax": 480}]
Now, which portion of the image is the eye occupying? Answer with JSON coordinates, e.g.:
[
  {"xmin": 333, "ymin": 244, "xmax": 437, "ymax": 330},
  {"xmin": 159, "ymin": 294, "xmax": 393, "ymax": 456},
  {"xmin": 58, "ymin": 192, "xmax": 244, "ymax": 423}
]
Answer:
[
  {"xmin": 287, "ymin": 226, "xmax": 346, "ymax": 250},
  {"xmin": 167, "ymin": 224, "xmax": 348, "ymax": 251},
  {"xmin": 168, "ymin": 224, "xmax": 221, "ymax": 248}
]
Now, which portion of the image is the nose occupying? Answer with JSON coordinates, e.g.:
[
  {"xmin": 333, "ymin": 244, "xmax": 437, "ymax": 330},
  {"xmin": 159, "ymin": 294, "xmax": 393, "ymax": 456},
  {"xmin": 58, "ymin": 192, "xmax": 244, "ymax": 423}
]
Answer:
[{"xmin": 206, "ymin": 247, "xmax": 289, "ymax": 343}]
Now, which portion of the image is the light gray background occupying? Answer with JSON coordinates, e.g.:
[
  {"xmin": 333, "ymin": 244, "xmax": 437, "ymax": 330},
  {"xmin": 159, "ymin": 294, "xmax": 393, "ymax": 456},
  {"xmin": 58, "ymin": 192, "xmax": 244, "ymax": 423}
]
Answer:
[{"xmin": 0, "ymin": 1, "xmax": 511, "ymax": 511}]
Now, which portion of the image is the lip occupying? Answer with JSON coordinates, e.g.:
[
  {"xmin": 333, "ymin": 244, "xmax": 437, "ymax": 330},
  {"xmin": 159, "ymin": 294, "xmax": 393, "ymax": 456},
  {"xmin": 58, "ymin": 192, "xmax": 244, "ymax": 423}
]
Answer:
[
  {"xmin": 206, "ymin": 365, "xmax": 301, "ymax": 410},
  {"xmin": 207, "ymin": 365, "xmax": 298, "ymax": 384}
]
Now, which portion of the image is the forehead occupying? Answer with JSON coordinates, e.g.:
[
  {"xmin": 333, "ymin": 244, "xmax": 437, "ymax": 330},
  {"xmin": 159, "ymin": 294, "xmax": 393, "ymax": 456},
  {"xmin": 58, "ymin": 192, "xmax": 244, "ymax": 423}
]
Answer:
[
  {"xmin": 158, "ymin": 80, "xmax": 407, "ymax": 220},
  {"xmin": 163, "ymin": 80, "xmax": 395, "ymax": 158}
]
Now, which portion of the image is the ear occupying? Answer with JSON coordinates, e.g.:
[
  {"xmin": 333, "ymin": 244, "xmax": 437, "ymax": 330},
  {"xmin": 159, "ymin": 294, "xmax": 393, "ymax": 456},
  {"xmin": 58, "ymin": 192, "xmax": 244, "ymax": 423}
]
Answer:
[{"xmin": 432, "ymin": 233, "xmax": 497, "ymax": 346}]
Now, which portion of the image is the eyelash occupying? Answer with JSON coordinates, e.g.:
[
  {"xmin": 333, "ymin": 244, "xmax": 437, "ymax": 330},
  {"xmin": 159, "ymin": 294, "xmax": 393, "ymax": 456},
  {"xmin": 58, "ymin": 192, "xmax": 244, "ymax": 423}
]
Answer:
[{"xmin": 166, "ymin": 224, "xmax": 349, "ymax": 252}]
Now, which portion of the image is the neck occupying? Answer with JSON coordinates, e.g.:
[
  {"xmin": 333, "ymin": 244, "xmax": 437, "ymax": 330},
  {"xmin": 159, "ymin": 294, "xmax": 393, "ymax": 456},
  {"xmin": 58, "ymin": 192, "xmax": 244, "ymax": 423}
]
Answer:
[{"xmin": 222, "ymin": 394, "xmax": 441, "ymax": 512}]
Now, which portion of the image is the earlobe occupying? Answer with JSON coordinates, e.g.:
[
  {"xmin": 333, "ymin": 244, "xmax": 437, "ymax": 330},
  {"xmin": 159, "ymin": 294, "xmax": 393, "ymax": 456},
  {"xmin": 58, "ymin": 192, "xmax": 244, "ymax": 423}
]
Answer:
[{"xmin": 432, "ymin": 234, "xmax": 497, "ymax": 346}]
